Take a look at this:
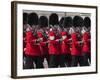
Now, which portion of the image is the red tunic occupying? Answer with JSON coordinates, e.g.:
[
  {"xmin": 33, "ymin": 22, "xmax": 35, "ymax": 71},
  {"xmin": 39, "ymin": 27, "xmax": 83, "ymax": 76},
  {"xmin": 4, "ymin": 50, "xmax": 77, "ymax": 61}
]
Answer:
[
  {"xmin": 61, "ymin": 38, "xmax": 70, "ymax": 54},
  {"xmin": 32, "ymin": 36, "xmax": 41, "ymax": 56},
  {"xmin": 24, "ymin": 31, "xmax": 34, "ymax": 56},
  {"xmin": 25, "ymin": 31, "xmax": 41, "ymax": 56},
  {"xmin": 49, "ymin": 40, "xmax": 60, "ymax": 55},
  {"xmin": 39, "ymin": 38, "xmax": 49, "ymax": 55},
  {"xmin": 25, "ymin": 43, "xmax": 34, "ymax": 56},
  {"xmin": 55, "ymin": 35, "xmax": 61, "ymax": 54},
  {"xmin": 60, "ymin": 31, "xmax": 71, "ymax": 54},
  {"xmin": 26, "ymin": 31, "xmax": 33, "ymax": 43},
  {"xmin": 37, "ymin": 32, "xmax": 49, "ymax": 55},
  {"xmin": 48, "ymin": 31, "xmax": 60, "ymax": 55},
  {"xmin": 71, "ymin": 32, "xmax": 82, "ymax": 56},
  {"xmin": 82, "ymin": 32, "xmax": 91, "ymax": 53}
]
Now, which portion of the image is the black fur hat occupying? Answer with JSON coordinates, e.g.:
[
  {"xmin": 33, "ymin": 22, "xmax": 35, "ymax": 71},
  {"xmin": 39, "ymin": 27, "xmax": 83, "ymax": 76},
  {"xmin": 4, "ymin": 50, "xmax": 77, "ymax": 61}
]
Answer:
[
  {"xmin": 73, "ymin": 16, "xmax": 84, "ymax": 27},
  {"xmin": 39, "ymin": 16, "xmax": 48, "ymax": 28},
  {"xmin": 84, "ymin": 17, "xmax": 91, "ymax": 28},
  {"xmin": 59, "ymin": 17, "xmax": 64, "ymax": 28},
  {"xmin": 23, "ymin": 13, "xmax": 28, "ymax": 24},
  {"xmin": 28, "ymin": 13, "xmax": 38, "ymax": 26},
  {"xmin": 63, "ymin": 16, "xmax": 73, "ymax": 28},
  {"xmin": 49, "ymin": 13, "xmax": 59, "ymax": 26}
]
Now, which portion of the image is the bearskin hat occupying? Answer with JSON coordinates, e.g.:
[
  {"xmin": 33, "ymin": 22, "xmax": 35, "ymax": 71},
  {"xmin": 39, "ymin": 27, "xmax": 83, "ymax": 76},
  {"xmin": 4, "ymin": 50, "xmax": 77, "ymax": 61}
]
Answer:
[
  {"xmin": 23, "ymin": 13, "xmax": 28, "ymax": 24},
  {"xmin": 73, "ymin": 16, "xmax": 84, "ymax": 27},
  {"xmin": 84, "ymin": 17, "xmax": 91, "ymax": 28},
  {"xmin": 28, "ymin": 13, "xmax": 38, "ymax": 26},
  {"xmin": 63, "ymin": 16, "xmax": 73, "ymax": 28},
  {"xmin": 49, "ymin": 13, "xmax": 59, "ymax": 26},
  {"xmin": 39, "ymin": 16, "xmax": 48, "ymax": 28}
]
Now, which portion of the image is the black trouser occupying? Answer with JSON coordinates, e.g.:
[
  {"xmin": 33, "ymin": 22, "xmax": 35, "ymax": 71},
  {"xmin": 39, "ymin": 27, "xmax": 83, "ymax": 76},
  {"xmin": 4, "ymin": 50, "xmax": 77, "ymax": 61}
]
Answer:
[
  {"xmin": 59, "ymin": 54, "xmax": 66, "ymax": 67},
  {"xmin": 23, "ymin": 55, "xmax": 34, "ymax": 69},
  {"xmin": 88, "ymin": 54, "xmax": 91, "ymax": 64},
  {"xmin": 71, "ymin": 55, "xmax": 84, "ymax": 67},
  {"xmin": 23, "ymin": 55, "xmax": 43, "ymax": 69},
  {"xmin": 82, "ymin": 53, "xmax": 91, "ymax": 66},
  {"xmin": 43, "ymin": 54, "xmax": 50, "ymax": 65},
  {"xmin": 49, "ymin": 55, "xmax": 60, "ymax": 68},
  {"xmin": 59, "ymin": 54, "xmax": 72, "ymax": 67},
  {"xmin": 65, "ymin": 54, "xmax": 72, "ymax": 67}
]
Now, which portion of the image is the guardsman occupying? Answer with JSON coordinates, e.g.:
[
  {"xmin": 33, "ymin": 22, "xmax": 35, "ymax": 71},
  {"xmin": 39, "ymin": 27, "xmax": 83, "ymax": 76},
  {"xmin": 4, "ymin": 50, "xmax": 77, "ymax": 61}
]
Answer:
[
  {"xmin": 24, "ymin": 13, "xmax": 43, "ymax": 69},
  {"xmin": 48, "ymin": 31, "xmax": 60, "ymax": 68},
  {"xmin": 24, "ymin": 27, "xmax": 35, "ymax": 69},
  {"xmin": 48, "ymin": 13, "xmax": 61, "ymax": 68},
  {"xmin": 82, "ymin": 17, "xmax": 91, "ymax": 66},
  {"xmin": 37, "ymin": 31, "xmax": 49, "ymax": 68},
  {"xmin": 60, "ymin": 31, "xmax": 71, "ymax": 67},
  {"xmin": 38, "ymin": 16, "xmax": 49, "ymax": 68},
  {"xmin": 71, "ymin": 16, "xmax": 84, "ymax": 67}
]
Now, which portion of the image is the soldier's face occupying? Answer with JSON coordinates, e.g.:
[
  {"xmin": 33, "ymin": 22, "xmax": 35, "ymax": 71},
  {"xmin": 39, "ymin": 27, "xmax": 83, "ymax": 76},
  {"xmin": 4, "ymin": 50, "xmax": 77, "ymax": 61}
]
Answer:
[
  {"xmin": 40, "ymin": 38, "xmax": 43, "ymax": 41},
  {"xmin": 62, "ymin": 36, "xmax": 67, "ymax": 40},
  {"xmin": 81, "ymin": 27, "xmax": 88, "ymax": 34},
  {"xmin": 69, "ymin": 27, "xmax": 75, "ymax": 34},
  {"xmin": 81, "ymin": 28, "xmax": 85, "ymax": 34},
  {"xmin": 49, "ymin": 36, "xmax": 55, "ymax": 40}
]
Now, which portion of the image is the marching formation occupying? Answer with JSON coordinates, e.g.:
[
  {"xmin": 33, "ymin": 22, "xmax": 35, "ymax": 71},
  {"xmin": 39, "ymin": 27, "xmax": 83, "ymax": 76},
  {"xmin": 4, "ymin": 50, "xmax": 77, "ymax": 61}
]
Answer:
[{"xmin": 23, "ymin": 12, "xmax": 91, "ymax": 69}]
